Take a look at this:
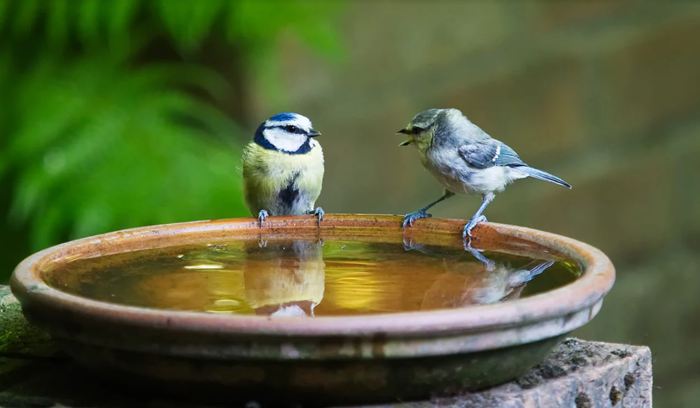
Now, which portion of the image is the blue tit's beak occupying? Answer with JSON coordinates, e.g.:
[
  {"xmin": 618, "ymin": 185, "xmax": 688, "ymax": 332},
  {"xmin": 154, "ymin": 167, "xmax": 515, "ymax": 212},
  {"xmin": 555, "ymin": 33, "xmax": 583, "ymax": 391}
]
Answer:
[
  {"xmin": 307, "ymin": 129, "xmax": 321, "ymax": 137},
  {"xmin": 397, "ymin": 128, "xmax": 410, "ymax": 134}
]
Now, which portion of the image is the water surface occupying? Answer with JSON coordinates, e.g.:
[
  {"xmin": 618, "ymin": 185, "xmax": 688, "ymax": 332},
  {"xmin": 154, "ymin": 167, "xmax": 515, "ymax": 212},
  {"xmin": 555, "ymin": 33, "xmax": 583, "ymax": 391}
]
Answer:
[{"xmin": 46, "ymin": 239, "xmax": 580, "ymax": 317}]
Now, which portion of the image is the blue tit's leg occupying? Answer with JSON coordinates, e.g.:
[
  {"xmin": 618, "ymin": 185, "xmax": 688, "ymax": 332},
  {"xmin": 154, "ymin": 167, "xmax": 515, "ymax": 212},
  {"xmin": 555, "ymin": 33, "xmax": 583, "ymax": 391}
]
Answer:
[
  {"xmin": 306, "ymin": 207, "xmax": 325, "ymax": 226},
  {"xmin": 402, "ymin": 236, "xmax": 429, "ymax": 253},
  {"xmin": 463, "ymin": 192, "xmax": 495, "ymax": 239},
  {"xmin": 402, "ymin": 190, "xmax": 455, "ymax": 228},
  {"xmin": 257, "ymin": 209, "xmax": 269, "ymax": 228}
]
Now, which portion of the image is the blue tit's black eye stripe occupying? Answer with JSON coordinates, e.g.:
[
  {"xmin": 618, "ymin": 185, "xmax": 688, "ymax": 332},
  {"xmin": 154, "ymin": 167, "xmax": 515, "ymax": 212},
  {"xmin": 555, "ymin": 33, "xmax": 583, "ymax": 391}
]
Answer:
[{"xmin": 268, "ymin": 124, "xmax": 306, "ymax": 134}]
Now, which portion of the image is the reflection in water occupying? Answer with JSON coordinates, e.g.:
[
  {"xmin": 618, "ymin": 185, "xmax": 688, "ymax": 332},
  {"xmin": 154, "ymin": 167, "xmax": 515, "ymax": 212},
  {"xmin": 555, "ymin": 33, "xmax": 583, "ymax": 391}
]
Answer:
[
  {"xmin": 243, "ymin": 240, "xmax": 325, "ymax": 317},
  {"xmin": 49, "ymin": 238, "xmax": 578, "ymax": 316},
  {"xmin": 404, "ymin": 238, "xmax": 555, "ymax": 307}
]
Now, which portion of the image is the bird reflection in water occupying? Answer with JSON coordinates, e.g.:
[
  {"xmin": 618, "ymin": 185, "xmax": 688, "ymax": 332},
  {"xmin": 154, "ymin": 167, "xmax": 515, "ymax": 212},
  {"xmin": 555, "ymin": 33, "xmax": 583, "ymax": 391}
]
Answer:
[
  {"xmin": 243, "ymin": 239, "xmax": 325, "ymax": 317},
  {"xmin": 130, "ymin": 237, "xmax": 557, "ymax": 315},
  {"xmin": 402, "ymin": 237, "xmax": 554, "ymax": 308}
]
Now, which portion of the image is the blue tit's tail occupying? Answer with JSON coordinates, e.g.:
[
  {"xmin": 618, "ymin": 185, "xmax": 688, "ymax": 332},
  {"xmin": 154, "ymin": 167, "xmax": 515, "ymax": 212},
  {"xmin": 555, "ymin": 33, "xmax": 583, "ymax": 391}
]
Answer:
[{"xmin": 517, "ymin": 166, "xmax": 572, "ymax": 189}]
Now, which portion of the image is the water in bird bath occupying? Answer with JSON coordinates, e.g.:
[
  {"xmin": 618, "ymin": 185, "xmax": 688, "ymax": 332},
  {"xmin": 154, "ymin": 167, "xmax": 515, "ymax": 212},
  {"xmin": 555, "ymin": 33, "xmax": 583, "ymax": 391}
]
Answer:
[{"xmin": 43, "ymin": 238, "xmax": 580, "ymax": 317}]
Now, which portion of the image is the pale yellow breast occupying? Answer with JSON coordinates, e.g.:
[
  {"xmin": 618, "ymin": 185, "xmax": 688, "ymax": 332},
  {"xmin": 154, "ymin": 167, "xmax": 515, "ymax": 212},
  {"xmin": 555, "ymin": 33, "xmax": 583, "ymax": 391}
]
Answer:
[{"xmin": 242, "ymin": 141, "xmax": 324, "ymax": 214}]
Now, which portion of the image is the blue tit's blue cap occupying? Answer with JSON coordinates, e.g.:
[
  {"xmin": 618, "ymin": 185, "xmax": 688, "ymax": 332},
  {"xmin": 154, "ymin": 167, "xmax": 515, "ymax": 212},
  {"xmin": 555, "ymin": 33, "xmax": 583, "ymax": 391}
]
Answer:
[{"xmin": 269, "ymin": 112, "xmax": 297, "ymax": 121}]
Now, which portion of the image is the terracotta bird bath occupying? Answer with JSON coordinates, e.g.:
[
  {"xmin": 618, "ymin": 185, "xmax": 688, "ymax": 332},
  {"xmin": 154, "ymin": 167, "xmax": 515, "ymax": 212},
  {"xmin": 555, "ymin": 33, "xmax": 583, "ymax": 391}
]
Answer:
[{"xmin": 10, "ymin": 214, "xmax": 614, "ymax": 404}]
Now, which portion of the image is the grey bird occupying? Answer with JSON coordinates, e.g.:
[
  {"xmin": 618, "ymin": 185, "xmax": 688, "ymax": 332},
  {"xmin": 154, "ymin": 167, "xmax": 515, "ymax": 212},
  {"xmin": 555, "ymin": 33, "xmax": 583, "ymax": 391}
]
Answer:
[{"xmin": 398, "ymin": 108, "xmax": 571, "ymax": 239}]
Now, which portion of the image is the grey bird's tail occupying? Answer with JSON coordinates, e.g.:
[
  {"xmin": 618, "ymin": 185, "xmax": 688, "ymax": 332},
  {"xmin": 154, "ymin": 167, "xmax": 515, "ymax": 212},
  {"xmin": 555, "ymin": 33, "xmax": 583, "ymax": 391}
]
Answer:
[
  {"xmin": 506, "ymin": 260, "xmax": 555, "ymax": 288},
  {"xmin": 527, "ymin": 260, "xmax": 556, "ymax": 281},
  {"xmin": 517, "ymin": 166, "xmax": 572, "ymax": 189}
]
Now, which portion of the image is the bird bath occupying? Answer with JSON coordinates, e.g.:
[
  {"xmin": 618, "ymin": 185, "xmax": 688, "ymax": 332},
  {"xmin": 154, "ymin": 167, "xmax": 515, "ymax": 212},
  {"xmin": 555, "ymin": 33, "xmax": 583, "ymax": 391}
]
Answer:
[{"xmin": 10, "ymin": 214, "xmax": 614, "ymax": 404}]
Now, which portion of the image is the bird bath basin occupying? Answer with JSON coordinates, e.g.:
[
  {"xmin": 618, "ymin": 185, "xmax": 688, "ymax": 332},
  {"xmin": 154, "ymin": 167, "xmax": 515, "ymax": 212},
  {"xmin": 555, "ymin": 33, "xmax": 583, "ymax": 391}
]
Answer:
[{"xmin": 10, "ymin": 214, "xmax": 614, "ymax": 404}]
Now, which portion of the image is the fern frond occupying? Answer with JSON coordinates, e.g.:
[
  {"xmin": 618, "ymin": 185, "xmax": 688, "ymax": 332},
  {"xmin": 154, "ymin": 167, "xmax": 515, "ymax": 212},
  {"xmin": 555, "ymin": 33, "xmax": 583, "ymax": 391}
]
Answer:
[{"xmin": 6, "ymin": 58, "xmax": 247, "ymax": 249}]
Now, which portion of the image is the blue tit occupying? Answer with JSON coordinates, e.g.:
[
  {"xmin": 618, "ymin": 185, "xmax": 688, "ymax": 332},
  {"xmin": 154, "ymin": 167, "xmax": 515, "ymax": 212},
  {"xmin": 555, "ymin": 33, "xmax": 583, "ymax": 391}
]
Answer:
[
  {"xmin": 244, "ymin": 240, "xmax": 325, "ymax": 317},
  {"xmin": 242, "ymin": 112, "xmax": 325, "ymax": 226},
  {"xmin": 398, "ymin": 108, "xmax": 571, "ymax": 239}
]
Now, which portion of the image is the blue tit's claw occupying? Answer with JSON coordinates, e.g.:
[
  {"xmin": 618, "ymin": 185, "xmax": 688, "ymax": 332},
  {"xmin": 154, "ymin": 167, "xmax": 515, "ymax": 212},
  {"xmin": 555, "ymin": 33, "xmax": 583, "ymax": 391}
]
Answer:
[
  {"xmin": 314, "ymin": 207, "xmax": 325, "ymax": 225},
  {"xmin": 257, "ymin": 209, "xmax": 269, "ymax": 228},
  {"xmin": 402, "ymin": 236, "xmax": 416, "ymax": 251},
  {"xmin": 402, "ymin": 210, "xmax": 432, "ymax": 229},
  {"xmin": 307, "ymin": 207, "xmax": 325, "ymax": 226}
]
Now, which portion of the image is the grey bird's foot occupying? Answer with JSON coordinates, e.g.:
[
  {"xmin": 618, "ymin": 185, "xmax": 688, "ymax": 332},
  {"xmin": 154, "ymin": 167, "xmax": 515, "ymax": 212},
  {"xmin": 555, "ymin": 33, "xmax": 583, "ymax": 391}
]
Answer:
[
  {"xmin": 402, "ymin": 210, "xmax": 432, "ymax": 228},
  {"xmin": 257, "ymin": 209, "xmax": 269, "ymax": 227},
  {"xmin": 462, "ymin": 215, "xmax": 487, "ymax": 239},
  {"xmin": 463, "ymin": 240, "xmax": 496, "ymax": 271},
  {"xmin": 307, "ymin": 207, "xmax": 324, "ymax": 225}
]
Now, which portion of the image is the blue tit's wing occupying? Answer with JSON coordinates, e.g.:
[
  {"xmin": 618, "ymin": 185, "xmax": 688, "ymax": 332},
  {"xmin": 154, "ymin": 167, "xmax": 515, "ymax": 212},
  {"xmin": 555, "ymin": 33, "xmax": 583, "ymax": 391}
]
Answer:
[{"xmin": 457, "ymin": 139, "xmax": 525, "ymax": 169}]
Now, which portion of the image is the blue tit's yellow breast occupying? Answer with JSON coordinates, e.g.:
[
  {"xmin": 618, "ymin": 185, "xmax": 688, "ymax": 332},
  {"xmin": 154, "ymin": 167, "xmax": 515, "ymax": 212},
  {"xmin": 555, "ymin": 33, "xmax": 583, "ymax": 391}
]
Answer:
[{"xmin": 242, "ymin": 141, "xmax": 324, "ymax": 214}]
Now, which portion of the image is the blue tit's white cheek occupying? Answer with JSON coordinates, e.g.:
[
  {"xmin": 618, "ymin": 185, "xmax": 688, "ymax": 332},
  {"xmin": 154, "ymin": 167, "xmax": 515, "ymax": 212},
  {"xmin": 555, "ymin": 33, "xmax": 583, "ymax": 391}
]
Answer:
[{"xmin": 263, "ymin": 128, "xmax": 308, "ymax": 152}]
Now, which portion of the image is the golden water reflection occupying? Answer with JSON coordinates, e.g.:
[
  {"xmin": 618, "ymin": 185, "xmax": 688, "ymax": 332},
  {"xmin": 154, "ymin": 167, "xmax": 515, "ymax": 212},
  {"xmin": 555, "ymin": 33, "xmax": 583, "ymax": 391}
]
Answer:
[{"xmin": 49, "ymin": 239, "xmax": 579, "ymax": 317}]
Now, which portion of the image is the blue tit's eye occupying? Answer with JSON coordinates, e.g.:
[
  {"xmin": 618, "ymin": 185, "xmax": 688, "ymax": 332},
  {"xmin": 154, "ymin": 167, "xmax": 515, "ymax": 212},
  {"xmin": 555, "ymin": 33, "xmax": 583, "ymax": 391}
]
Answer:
[{"xmin": 284, "ymin": 125, "xmax": 299, "ymax": 133}]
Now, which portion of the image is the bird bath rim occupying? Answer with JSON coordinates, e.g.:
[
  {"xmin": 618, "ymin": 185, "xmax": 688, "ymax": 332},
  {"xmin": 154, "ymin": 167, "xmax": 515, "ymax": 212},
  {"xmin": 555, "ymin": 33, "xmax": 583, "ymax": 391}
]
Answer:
[{"xmin": 10, "ymin": 214, "xmax": 615, "ymax": 358}]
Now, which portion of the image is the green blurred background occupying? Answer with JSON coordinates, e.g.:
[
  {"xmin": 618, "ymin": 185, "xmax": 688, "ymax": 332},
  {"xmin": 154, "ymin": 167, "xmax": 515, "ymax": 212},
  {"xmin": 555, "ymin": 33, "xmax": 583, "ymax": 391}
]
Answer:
[{"xmin": 1, "ymin": 1, "xmax": 699, "ymax": 405}]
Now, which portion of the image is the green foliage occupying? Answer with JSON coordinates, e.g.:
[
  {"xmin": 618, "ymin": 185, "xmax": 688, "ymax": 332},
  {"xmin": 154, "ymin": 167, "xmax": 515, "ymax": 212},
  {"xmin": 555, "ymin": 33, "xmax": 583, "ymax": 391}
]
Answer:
[
  {"xmin": 0, "ymin": 0, "xmax": 342, "ymax": 57},
  {"xmin": 1, "ymin": 57, "xmax": 245, "ymax": 249},
  {"xmin": 0, "ymin": 0, "xmax": 343, "ymax": 256}
]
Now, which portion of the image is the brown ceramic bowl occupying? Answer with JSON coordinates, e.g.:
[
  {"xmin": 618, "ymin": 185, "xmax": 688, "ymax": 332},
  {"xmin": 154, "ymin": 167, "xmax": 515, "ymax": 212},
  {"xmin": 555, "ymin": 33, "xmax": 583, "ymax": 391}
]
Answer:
[{"xmin": 10, "ymin": 215, "xmax": 614, "ymax": 404}]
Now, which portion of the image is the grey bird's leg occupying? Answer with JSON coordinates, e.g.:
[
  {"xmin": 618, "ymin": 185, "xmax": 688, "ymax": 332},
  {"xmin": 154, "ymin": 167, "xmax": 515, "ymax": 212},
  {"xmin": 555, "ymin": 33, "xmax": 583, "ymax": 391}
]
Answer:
[
  {"xmin": 463, "ymin": 192, "xmax": 495, "ymax": 239},
  {"xmin": 307, "ymin": 207, "xmax": 325, "ymax": 226},
  {"xmin": 402, "ymin": 190, "xmax": 455, "ymax": 228},
  {"xmin": 257, "ymin": 209, "xmax": 269, "ymax": 227},
  {"xmin": 463, "ymin": 240, "xmax": 496, "ymax": 271}
]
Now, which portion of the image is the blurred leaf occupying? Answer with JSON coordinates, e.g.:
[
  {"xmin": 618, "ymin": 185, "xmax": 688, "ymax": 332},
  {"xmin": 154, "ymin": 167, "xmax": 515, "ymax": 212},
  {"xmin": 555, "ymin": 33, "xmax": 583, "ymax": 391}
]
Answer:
[
  {"xmin": 0, "ymin": 0, "xmax": 9, "ymax": 29},
  {"xmin": 12, "ymin": 0, "xmax": 39, "ymax": 37},
  {"xmin": 76, "ymin": 0, "xmax": 101, "ymax": 47},
  {"xmin": 154, "ymin": 0, "xmax": 223, "ymax": 54},
  {"xmin": 5, "ymin": 58, "xmax": 247, "ymax": 248},
  {"xmin": 106, "ymin": 0, "xmax": 139, "ymax": 49},
  {"xmin": 226, "ymin": 0, "xmax": 342, "ymax": 54},
  {"xmin": 46, "ymin": 0, "xmax": 68, "ymax": 49}
]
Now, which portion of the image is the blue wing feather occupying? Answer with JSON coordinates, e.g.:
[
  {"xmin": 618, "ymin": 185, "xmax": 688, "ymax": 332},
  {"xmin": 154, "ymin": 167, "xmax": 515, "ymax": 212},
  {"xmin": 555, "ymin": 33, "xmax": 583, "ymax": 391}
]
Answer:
[{"xmin": 458, "ymin": 140, "xmax": 525, "ymax": 169}]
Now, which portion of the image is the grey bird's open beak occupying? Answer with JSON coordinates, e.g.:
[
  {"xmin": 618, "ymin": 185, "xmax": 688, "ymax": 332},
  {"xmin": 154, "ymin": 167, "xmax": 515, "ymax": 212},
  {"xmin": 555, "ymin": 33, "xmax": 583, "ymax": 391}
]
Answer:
[
  {"xmin": 307, "ymin": 129, "xmax": 321, "ymax": 137},
  {"xmin": 397, "ymin": 128, "xmax": 412, "ymax": 146}
]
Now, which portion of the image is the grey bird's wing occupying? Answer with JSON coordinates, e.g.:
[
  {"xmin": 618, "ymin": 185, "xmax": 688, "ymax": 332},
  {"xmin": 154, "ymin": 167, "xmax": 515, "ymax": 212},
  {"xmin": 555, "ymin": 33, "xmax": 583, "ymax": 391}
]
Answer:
[{"xmin": 457, "ymin": 139, "xmax": 525, "ymax": 169}]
